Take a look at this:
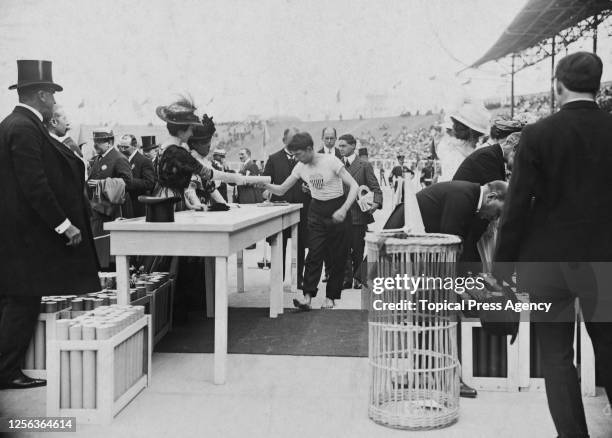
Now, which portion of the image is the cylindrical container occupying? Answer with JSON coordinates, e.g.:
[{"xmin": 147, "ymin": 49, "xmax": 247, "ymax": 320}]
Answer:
[
  {"xmin": 34, "ymin": 320, "xmax": 45, "ymax": 369},
  {"xmin": 57, "ymin": 320, "xmax": 71, "ymax": 409},
  {"xmin": 44, "ymin": 301, "xmax": 58, "ymax": 313},
  {"xmin": 366, "ymin": 231, "xmax": 462, "ymax": 430},
  {"xmin": 69, "ymin": 324, "xmax": 83, "ymax": 409},
  {"xmin": 82, "ymin": 324, "xmax": 96, "ymax": 409},
  {"xmin": 71, "ymin": 299, "xmax": 84, "ymax": 311}
]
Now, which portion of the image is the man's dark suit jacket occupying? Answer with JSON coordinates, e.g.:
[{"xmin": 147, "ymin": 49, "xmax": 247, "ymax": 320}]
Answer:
[
  {"xmin": 493, "ymin": 100, "xmax": 612, "ymax": 290},
  {"xmin": 318, "ymin": 147, "xmax": 342, "ymax": 159},
  {"xmin": 127, "ymin": 152, "xmax": 155, "ymax": 217},
  {"xmin": 453, "ymin": 143, "xmax": 506, "ymax": 185},
  {"xmin": 263, "ymin": 147, "xmax": 310, "ymax": 205},
  {"xmin": 88, "ymin": 147, "xmax": 132, "ymax": 184},
  {"xmin": 0, "ymin": 106, "xmax": 100, "ymax": 296},
  {"xmin": 344, "ymin": 156, "xmax": 383, "ymax": 225},
  {"xmin": 384, "ymin": 181, "xmax": 483, "ymax": 269},
  {"xmin": 236, "ymin": 159, "xmax": 263, "ymax": 203}
]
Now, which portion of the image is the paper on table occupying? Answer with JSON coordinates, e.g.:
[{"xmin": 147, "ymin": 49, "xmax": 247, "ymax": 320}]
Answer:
[
  {"xmin": 241, "ymin": 175, "xmax": 271, "ymax": 185},
  {"xmin": 357, "ymin": 185, "xmax": 374, "ymax": 212}
]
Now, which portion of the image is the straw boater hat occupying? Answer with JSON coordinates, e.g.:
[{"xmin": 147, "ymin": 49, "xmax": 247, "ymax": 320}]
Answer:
[
  {"xmin": 449, "ymin": 102, "xmax": 490, "ymax": 135},
  {"xmin": 212, "ymin": 148, "xmax": 226, "ymax": 157},
  {"xmin": 9, "ymin": 60, "xmax": 63, "ymax": 91},
  {"xmin": 92, "ymin": 129, "xmax": 114, "ymax": 142},
  {"xmin": 155, "ymin": 99, "xmax": 203, "ymax": 125}
]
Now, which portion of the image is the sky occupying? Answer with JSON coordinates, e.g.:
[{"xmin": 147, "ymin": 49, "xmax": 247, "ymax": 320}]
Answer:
[{"xmin": 0, "ymin": 0, "xmax": 609, "ymax": 124}]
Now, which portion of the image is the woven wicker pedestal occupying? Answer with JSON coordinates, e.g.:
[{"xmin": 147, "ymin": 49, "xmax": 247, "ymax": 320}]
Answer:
[{"xmin": 366, "ymin": 231, "xmax": 462, "ymax": 430}]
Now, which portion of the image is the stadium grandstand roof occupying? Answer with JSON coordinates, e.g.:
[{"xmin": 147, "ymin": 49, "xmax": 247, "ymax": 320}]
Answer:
[{"xmin": 470, "ymin": 0, "xmax": 612, "ymax": 68}]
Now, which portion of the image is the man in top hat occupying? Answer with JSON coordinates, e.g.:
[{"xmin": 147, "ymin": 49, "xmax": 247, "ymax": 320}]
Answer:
[
  {"xmin": 141, "ymin": 135, "xmax": 159, "ymax": 162},
  {"xmin": 117, "ymin": 134, "xmax": 155, "ymax": 218},
  {"xmin": 493, "ymin": 52, "xmax": 612, "ymax": 438},
  {"xmin": 0, "ymin": 60, "xmax": 100, "ymax": 389},
  {"xmin": 87, "ymin": 129, "xmax": 132, "ymax": 236}
]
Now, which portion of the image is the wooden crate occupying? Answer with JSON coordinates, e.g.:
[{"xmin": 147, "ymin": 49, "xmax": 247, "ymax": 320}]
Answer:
[
  {"xmin": 460, "ymin": 298, "xmax": 596, "ymax": 395},
  {"xmin": 519, "ymin": 304, "xmax": 595, "ymax": 396},
  {"xmin": 149, "ymin": 280, "xmax": 174, "ymax": 345},
  {"xmin": 460, "ymin": 317, "xmax": 521, "ymax": 392},
  {"xmin": 46, "ymin": 315, "xmax": 152, "ymax": 425},
  {"xmin": 23, "ymin": 308, "xmax": 72, "ymax": 379}
]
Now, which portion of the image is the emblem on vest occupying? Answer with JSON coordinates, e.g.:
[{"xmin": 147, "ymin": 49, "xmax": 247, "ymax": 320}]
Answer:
[{"xmin": 309, "ymin": 173, "xmax": 324, "ymax": 190}]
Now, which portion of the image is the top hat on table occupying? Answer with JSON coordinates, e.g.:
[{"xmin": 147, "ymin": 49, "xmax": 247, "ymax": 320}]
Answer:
[
  {"xmin": 9, "ymin": 60, "xmax": 63, "ymax": 91},
  {"xmin": 141, "ymin": 136, "xmax": 158, "ymax": 152},
  {"xmin": 138, "ymin": 196, "xmax": 181, "ymax": 222}
]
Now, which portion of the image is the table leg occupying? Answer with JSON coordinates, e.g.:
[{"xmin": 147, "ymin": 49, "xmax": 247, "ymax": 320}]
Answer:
[
  {"xmin": 116, "ymin": 255, "xmax": 130, "ymax": 305},
  {"xmin": 236, "ymin": 250, "xmax": 245, "ymax": 293},
  {"xmin": 270, "ymin": 231, "xmax": 283, "ymax": 317},
  {"xmin": 290, "ymin": 223, "xmax": 298, "ymax": 293},
  {"xmin": 214, "ymin": 257, "xmax": 228, "ymax": 384},
  {"xmin": 204, "ymin": 258, "xmax": 215, "ymax": 318}
]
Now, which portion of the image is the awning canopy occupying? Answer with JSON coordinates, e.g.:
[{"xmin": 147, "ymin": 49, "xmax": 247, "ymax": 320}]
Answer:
[{"xmin": 470, "ymin": 0, "xmax": 612, "ymax": 68}]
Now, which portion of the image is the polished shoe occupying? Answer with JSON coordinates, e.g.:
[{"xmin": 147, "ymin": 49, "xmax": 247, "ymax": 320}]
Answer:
[
  {"xmin": 460, "ymin": 381, "xmax": 477, "ymax": 398},
  {"xmin": 322, "ymin": 274, "xmax": 329, "ymax": 283},
  {"xmin": 353, "ymin": 279, "xmax": 363, "ymax": 289},
  {"xmin": 0, "ymin": 372, "xmax": 46, "ymax": 390}
]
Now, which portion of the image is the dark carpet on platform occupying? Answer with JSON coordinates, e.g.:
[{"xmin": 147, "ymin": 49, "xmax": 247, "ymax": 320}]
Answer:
[{"xmin": 154, "ymin": 307, "xmax": 368, "ymax": 357}]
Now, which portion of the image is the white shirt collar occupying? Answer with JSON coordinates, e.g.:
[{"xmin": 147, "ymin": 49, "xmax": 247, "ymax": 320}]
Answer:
[
  {"xmin": 563, "ymin": 97, "xmax": 596, "ymax": 105},
  {"xmin": 324, "ymin": 146, "xmax": 335, "ymax": 154},
  {"xmin": 476, "ymin": 186, "xmax": 485, "ymax": 213},
  {"xmin": 345, "ymin": 153, "xmax": 356, "ymax": 165},
  {"xmin": 49, "ymin": 132, "xmax": 63, "ymax": 143},
  {"xmin": 16, "ymin": 103, "xmax": 43, "ymax": 122},
  {"xmin": 101, "ymin": 146, "xmax": 114, "ymax": 158},
  {"xmin": 161, "ymin": 135, "xmax": 188, "ymax": 152},
  {"xmin": 128, "ymin": 150, "xmax": 139, "ymax": 162}
]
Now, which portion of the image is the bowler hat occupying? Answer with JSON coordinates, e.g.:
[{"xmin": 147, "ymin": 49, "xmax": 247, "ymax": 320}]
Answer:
[
  {"xmin": 9, "ymin": 60, "xmax": 63, "ymax": 91},
  {"xmin": 555, "ymin": 51, "xmax": 602, "ymax": 93},
  {"xmin": 141, "ymin": 136, "xmax": 158, "ymax": 152},
  {"xmin": 156, "ymin": 100, "xmax": 202, "ymax": 125},
  {"xmin": 92, "ymin": 129, "xmax": 114, "ymax": 142},
  {"xmin": 138, "ymin": 196, "xmax": 181, "ymax": 222}
]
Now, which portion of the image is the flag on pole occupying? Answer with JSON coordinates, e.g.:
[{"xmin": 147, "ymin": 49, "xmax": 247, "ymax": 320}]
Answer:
[{"xmin": 262, "ymin": 120, "xmax": 271, "ymax": 157}]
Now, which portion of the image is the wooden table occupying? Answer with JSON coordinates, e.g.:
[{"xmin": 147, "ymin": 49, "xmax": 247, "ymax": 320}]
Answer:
[{"xmin": 105, "ymin": 204, "xmax": 302, "ymax": 384}]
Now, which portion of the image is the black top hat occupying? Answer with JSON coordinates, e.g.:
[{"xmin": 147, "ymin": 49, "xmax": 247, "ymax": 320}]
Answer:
[
  {"xmin": 92, "ymin": 129, "xmax": 114, "ymax": 142},
  {"xmin": 9, "ymin": 60, "xmax": 63, "ymax": 91},
  {"xmin": 138, "ymin": 196, "xmax": 181, "ymax": 222},
  {"xmin": 141, "ymin": 136, "xmax": 158, "ymax": 151}
]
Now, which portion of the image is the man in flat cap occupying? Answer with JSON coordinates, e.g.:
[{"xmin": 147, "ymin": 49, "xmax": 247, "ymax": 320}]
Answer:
[
  {"xmin": 87, "ymin": 129, "xmax": 132, "ymax": 236},
  {"xmin": 0, "ymin": 60, "xmax": 99, "ymax": 389},
  {"xmin": 493, "ymin": 52, "xmax": 612, "ymax": 438}
]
